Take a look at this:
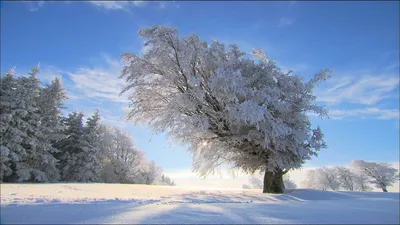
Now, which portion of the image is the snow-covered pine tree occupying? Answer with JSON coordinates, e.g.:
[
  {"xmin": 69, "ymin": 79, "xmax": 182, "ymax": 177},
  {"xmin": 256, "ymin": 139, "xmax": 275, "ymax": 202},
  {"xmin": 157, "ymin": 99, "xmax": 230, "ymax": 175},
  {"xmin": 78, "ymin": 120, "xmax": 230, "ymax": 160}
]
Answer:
[
  {"xmin": 75, "ymin": 110, "xmax": 102, "ymax": 182},
  {"xmin": 19, "ymin": 66, "xmax": 65, "ymax": 182},
  {"xmin": 32, "ymin": 77, "xmax": 68, "ymax": 182},
  {"xmin": 0, "ymin": 146, "xmax": 12, "ymax": 181},
  {"xmin": 1, "ymin": 65, "xmax": 54, "ymax": 182},
  {"xmin": 0, "ymin": 68, "xmax": 18, "ymax": 181},
  {"xmin": 37, "ymin": 77, "xmax": 67, "ymax": 147},
  {"xmin": 55, "ymin": 111, "xmax": 85, "ymax": 181},
  {"xmin": 160, "ymin": 174, "xmax": 176, "ymax": 186},
  {"xmin": 120, "ymin": 25, "xmax": 330, "ymax": 193},
  {"xmin": 18, "ymin": 66, "xmax": 59, "ymax": 182}
]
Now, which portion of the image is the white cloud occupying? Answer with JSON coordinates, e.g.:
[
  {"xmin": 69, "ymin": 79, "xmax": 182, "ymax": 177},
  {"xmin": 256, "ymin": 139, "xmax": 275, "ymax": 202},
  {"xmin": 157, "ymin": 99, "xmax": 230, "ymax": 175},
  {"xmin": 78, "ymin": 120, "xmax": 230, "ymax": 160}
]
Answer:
[
  {"xmin": 88, "ymin": 1, "xmax": 147, "ymax": 11},
  {"xmin": 66, "ymin": 54, "xmax": 128, "ymax": 103},
  {"xmin": 316, "ymin": 74, "xmax": 399, "ymax": 105},
  {"xmin": 329, "ymin": 108, "xmax": 399, "ymax": 120},
  {"xmin": 278, "ymin": 17, "xmax": 296, "ymax": 27},
  {"xmin": 309, "ymin": 107, "xmax": 399, "ymax": 120},
  {"xmin": 158, "ymin": 1, "xmax": 180, "ymax": 9}
]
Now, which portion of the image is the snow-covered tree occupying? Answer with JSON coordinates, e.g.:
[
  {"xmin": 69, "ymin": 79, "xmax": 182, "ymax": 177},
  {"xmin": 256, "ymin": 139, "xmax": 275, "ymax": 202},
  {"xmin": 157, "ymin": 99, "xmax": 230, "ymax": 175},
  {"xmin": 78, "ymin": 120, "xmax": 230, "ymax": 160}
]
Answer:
[
  {"xmin": 1, "ymin": 65, "xmax": 169, "ymax": 184},
  {"xmin": 283, "ymin": 175, "xmax": 297, "ymax": 189},
  {"xmin": 351, "ymin": 160, "xmax": 399, "ymax": 192},
  {"xmin": 353, "ymin": 173, "xmax": 372, "ymax": 192},
  {"xmin": 32, "ymin": 76, "xmax": 68, "ymax": 182},
  {"xmin": 140, "ymin": 160, "xmax": 162, "ymax": 185},
  {"xmin": 56, "ymin": 111, "xmax": 85, "ymax": 181},
  {"xmin": 248, "ymin": 176, "xmax": 263, "ymax": 189},
  {"xmin": 0, "ymin": 146, "xmax": 12, "ymax": 181},
  {"xmin": 120, "ymin": 25, "xmax": 330, "ymax": 193},
  {"xmin": 0, "ymin": 68, "xmax": 18, "ymax": 181},
  {"xmin": 302, "ymin": 170, "xmax": 317, "ymax": 189},
  {"xmin": 16, "ymin": 66, "xmax": 49, "ymax": 182},
  {"xmin": 37, "ymin": 77, "xmax": 67, "ymax": 146},
  {"xmin": 99, "ymin": 125, "xmax": 146, "ymax": 184},
  {"xmin": 160, "ymin": 174, "xmax": 176, "ymax": 186},
  {"xmin": 1, "ymin": 67, "xmax": 66, "ymax": 182},
  {"xmin": 314, "ymin": 167, "xmax": 340, "ymax": 191},
  {"xmin": 1, "ymin": 65, "xmax": 58, "ymax": 182},
  {"xmin": 0, "ymin": 68, "xmax": 17, "ymax": 137},
  {"xmin": 74, "ymin": 110, "xmax": 103, "ymax": 182},
  {"xmin": 335, "ymin": 166, "xmax": 357, "ymax": 191}
]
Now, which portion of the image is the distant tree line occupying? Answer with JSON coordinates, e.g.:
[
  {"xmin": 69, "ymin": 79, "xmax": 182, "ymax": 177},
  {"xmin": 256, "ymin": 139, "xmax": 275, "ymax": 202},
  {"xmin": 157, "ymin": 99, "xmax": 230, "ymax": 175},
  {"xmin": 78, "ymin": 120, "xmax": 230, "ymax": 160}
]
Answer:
[
  {"xmin": 302, "ymin": 161, "xmax": 399, "ymax": 192},
  {"xmin": 0, "ymin": 66, "xmax": 175, "ymax": 186},
  {"xmin": 241, "ymin": 160, "xmax": 398, "ymax": 192}
]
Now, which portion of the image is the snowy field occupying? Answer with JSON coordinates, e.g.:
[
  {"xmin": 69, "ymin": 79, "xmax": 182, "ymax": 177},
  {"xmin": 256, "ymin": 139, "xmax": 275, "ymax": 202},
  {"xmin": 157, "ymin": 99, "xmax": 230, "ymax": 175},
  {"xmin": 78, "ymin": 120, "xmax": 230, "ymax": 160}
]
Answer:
[{"xmin": 1, "ymin": 184, "xmax": 399, "ymax": 224}]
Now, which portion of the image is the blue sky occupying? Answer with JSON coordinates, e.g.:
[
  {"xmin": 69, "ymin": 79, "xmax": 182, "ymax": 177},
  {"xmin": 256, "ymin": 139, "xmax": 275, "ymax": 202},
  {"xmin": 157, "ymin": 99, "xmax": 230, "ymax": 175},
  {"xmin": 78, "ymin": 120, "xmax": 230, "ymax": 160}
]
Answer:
[{"xmin": 1, "ymin": 1, "xmax": 399, "ymax": 188}]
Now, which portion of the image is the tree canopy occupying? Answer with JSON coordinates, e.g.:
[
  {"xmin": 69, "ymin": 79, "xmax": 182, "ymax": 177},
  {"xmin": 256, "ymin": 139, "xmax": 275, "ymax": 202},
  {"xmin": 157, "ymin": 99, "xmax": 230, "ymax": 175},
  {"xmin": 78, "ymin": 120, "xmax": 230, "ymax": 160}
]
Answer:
[{"xmin": 120, "ymin": 26, "xmax": 330, "ymax": 192}]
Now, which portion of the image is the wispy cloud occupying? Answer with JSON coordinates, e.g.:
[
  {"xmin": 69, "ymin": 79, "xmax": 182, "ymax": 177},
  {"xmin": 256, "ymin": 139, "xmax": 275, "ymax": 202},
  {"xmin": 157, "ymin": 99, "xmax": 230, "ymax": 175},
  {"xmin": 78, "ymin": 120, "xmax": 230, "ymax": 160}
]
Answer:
[
  {"xmin": 25, "ymin": 1, "xmax": 45, "ymax": 12},
  {"xmin": 385, "ymin": 62, "xmax": 399, "ymax": 71},
  {"xmin": 278, "ymin": 17, "xmax": 296, "ymax": 27},
  {"xmin": 316, "ymin": 74, "xmax": 399, "ymax": 105},
  {"xmin": 66, "ymin": 54, "xmax": 128, "ymax": 103},
  {"xmin": 158, "ymin": 1, "xmax": 180, "ymax": 9},
  {"xmin": 326, "ymin": 108, "xmax": 399, "ymax": 120},
  {"xmin": 88, "ymin": 1, "xmax": 148, "ymax": 11}
]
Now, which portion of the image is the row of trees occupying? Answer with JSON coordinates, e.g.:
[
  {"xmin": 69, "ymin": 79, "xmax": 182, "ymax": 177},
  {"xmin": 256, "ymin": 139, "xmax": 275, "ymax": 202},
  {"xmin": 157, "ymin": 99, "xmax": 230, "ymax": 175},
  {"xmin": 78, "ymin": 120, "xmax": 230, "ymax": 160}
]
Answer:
[
  {"xmin": 0, "ymin": 66, "xmax": 175, "ymax": 186},
  {"xmin": 302, "ymin": 160, "xmax": 399, "ymax": 192}
]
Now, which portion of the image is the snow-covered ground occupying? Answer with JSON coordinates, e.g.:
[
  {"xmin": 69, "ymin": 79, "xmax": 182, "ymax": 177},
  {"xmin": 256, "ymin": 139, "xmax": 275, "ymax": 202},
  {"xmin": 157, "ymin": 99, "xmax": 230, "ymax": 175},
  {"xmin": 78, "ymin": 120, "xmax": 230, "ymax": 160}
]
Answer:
[{"xmin": 1, "ymin": 183, "xmax": 399, "ymax": 224}]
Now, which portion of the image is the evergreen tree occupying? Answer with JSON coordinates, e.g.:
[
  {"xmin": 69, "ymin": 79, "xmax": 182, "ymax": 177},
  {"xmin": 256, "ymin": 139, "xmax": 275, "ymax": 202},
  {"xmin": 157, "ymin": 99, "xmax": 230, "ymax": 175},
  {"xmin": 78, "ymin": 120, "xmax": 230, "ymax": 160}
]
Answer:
[
  {"xmin": 0, "ymin": 68, "xmax": 18, "ymax": 181},
  {"xmin": 1, "ymin": 65, "xmax": 51, "ymax": 182},
  {"xmin": 35, "ymin": 77, "xmax": 67, "ymax": 181},
  {"xmin": 76, "ymin": 110, "xmax": 102, "ymax": 182},
  {"xmin": 15, "ymin": 66, "xmax": 56, "ymax": 182},
  {"xmin": 56, "ymin": 111, "xmax": 85, "ymax": 181},
  {"xmin": 0, "ymin": 146, "xmax": 12, "ymax": 181}
]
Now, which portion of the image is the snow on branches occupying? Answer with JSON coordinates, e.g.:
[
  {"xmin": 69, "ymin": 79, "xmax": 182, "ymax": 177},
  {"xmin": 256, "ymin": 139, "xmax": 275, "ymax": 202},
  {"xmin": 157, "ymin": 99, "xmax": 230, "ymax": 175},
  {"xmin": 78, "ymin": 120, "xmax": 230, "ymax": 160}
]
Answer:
[{"xmin": 120, "ymin": 25, "xmax": 331, "ymax": 177}]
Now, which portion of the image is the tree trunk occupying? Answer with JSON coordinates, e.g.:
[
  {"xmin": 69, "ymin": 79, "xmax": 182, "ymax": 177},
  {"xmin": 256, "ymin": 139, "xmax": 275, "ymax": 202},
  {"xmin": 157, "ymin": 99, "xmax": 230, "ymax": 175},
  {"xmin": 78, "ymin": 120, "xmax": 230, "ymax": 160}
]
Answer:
[
  {"xmin": 263, "ymin": 168, "xmax": 285, "ymax": 194},
  {"xmin": 382, "ymin": 188, "xmax": 388, "ymax": 192}
]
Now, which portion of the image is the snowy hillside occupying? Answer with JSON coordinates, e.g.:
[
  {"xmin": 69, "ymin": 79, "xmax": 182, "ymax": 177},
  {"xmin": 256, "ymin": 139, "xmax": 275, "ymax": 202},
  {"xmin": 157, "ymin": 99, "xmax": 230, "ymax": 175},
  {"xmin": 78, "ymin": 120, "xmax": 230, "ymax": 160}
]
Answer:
[{"xmin": 1, "ymin": 183, "xmax": 399, "ymax": 224}]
